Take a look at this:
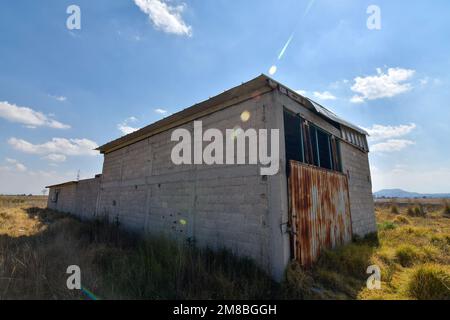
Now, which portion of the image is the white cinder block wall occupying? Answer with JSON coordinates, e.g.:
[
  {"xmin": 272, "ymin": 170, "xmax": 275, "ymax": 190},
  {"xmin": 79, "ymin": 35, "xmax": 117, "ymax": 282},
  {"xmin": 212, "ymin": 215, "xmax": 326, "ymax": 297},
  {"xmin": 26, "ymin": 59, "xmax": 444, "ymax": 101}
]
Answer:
[
  {"xmin": 340, "ymin": 143, "xmax": 377, "ymax": 236},
  {"xmin": 47, "ymin": 183, "xmax": 77, "ymax": 213}
]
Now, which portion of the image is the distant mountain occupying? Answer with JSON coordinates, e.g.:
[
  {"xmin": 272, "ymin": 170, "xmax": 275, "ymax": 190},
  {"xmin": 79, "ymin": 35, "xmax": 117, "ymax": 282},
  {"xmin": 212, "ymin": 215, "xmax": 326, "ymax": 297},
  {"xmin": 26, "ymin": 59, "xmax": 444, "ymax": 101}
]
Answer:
[{"xmin": 374, "ymin": 189, "xmax": 450, "ymax": 199}]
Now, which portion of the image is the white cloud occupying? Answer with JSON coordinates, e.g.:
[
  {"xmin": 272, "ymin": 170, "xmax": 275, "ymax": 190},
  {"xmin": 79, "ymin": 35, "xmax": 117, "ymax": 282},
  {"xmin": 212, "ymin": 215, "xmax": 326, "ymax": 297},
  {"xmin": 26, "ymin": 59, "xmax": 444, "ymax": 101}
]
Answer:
[
  {"xmin": 134, "ymin": 0, "xmax": 192, "ymax": 36},
  {"xmin": 371, "ymin": 139, "xmax": 415, "ymax": 153},
  {"xmin": 295, "ymin": 90, "xmax": 308, "ymax": 96},
  {"xmin": 49, "ymin": 95, "xmax": 67, "ymax": 102},
  {"xmin": 3, "ymin": 158, "xmax": 27, "ymax": 172},
  {"xmin": 0, "ymin": 101, "xmax": 70, "ymax": 129},
  {"xmin": 295, "ymin": 90, "xmax": 337, "ymax": 100},
  {"xmin": 419, "ymin": 77, "xmax": 429, "ymax": 86},
  {"xmin": 8, "ymin": 137, "xmax": 98, "ymax": 157},
  {"xmin": 419, "ymin": 77, "xmax": 442, "ymax": 87},
  {"xmin": 0, "ymin": 169, "xmax": 88, "ymax": 195},
  {"xmin": 118, "ymin": 116, "xmax": 140, "ymax": 135},
  {"xmin": 350, "ymin": 96, "xmax": 365, "ymax": 104},
  {"xmin": 43, "ymin": 154, "xmax": 67, "ymax": 163},
  {"xmin": 329, "ymin": 79, "xmax": 349, "ymax": 89},
  {"xmin": 313, "ymin": 91, "xmax": 337, "ymax": 100},
  {"xmin": 154, "ymin": 108, "xmax": 168, "ymax": 115},
  {"xmin": 350, "ymin": 67, "xmax": 415, "ymax": 103},
  {"xmin": 363, "ymin": 123, "xmax": 417, "ymax": 142},
  {"xmin": 118, "ymin": 124, "xmax": 140, "ymax": 135}
]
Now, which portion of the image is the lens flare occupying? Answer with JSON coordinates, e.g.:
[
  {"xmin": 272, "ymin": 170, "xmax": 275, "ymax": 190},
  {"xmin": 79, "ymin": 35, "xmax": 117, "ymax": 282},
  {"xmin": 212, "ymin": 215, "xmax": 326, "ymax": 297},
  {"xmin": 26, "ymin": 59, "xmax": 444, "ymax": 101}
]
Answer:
[
  {"xmin": 81, "ymin": 286, "xmax": 99, "ymax": 300},
  {"xmin": 231, "ymin": 126, "xmax": 243, "ymax": 140},
  {"xmin": 269, "ymin": 65, "xmax": 277, "ymax": 75},
  {"xmin": 240, "ymin": 111, "xmax": 251, "ymax": 122},
  {"xmin": 269, "ymin": 0, "xmax": 317, "ymax": 74},
  {"xmin": 278, "ymin": 34, "xmax": 294, "ymax": 60}
]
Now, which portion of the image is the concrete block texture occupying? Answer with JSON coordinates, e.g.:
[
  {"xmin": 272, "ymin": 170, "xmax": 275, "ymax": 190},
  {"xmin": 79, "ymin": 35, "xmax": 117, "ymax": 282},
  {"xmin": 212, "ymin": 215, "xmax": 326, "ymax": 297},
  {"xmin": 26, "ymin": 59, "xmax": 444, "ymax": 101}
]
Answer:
[
  {"xmin": 340, "ymin": 142, "xmax": 377, "ymax": 236},
  {"xmin": 96, "ymin": 92, "xmax": 275, "ymax": 274}
]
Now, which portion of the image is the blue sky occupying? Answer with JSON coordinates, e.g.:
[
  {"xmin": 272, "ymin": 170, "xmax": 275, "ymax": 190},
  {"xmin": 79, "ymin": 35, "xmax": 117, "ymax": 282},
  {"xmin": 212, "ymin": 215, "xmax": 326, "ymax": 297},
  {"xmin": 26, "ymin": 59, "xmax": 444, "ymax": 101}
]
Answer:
[{"xmin": 0, "ymin": 0, "xmax": 449, "ymax": 194}]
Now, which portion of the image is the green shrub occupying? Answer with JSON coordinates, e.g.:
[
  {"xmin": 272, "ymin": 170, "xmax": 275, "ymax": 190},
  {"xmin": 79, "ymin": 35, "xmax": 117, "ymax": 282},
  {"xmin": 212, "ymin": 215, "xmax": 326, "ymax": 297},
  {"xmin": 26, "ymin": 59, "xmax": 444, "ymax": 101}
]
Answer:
[
  {"xmin": 406, "ymin": 265, "xmax": 450, "ymax": 300},
  {"xmin": 377, "ymin": 221, "xmax": 397, "ymax": 231}
]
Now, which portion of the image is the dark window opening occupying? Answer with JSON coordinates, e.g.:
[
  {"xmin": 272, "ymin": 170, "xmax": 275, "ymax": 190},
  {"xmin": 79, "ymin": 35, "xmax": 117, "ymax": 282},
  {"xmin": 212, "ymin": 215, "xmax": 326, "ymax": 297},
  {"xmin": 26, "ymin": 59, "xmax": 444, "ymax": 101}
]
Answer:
[
  {"xmin": 52, "ymin": 190, "xmax": 59, "ymax": 203},
  {"xmin": 283, "ymin": 108, "xmax": 342, "ymax": 172},
  {"xmin": 283, "ymin": 110, "xmax": 303, "ymax": 163},
  {"xmin": 317, "ymin": 129, "xmax": 332, "ymax": 170},
  {"xmin": 331, "ymin": 136, "xmax": 342, "ymax": 172},
  {"xmin": 309, "ymin": 125, "xmax": 320, "ymax": 167}
]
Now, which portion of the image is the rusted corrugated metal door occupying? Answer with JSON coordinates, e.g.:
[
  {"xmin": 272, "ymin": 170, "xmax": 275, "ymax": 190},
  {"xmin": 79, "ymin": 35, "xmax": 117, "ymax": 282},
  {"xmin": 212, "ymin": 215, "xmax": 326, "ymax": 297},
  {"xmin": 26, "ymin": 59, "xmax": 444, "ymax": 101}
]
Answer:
[{"xmin": 288, "ymin": 160, "xmax": 353, "ymax": 267}]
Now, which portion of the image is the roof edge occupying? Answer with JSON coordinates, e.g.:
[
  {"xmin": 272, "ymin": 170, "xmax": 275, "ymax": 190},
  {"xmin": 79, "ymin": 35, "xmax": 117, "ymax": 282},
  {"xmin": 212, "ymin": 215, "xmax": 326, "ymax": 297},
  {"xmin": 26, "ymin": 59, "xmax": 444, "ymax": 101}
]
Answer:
[
  {"xmin": 97, "ymin": 74, "xmax": 274, "ymax": 154},
  {"xmin": 45, "ymin": 181, "xmax": 78, "ymax": 189}
]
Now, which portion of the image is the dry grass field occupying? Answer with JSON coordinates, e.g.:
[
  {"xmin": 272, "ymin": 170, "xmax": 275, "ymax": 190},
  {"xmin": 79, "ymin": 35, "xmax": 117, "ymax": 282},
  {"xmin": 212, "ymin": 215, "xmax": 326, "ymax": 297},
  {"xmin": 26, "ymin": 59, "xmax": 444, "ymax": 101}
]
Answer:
[{"xmin": 0, "ymin": 195, "xmax": 449, "ymax": 300}]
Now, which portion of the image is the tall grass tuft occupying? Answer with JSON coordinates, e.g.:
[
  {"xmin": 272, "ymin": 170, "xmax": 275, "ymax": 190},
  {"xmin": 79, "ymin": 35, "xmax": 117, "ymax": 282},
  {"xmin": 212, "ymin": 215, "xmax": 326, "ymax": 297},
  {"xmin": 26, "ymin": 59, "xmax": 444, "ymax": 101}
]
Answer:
[
  {"xmin": 406, "ymin": 205, "xmax": 426, "ymax": 217},
  {"xmin": 414, "ymin": 205, "xmax": 426, "ymax": 217},
  {"xmin": 281, "ymin": 262, "xmax": 315, "ymax": 299},
  {"xmin": 394, "ymin": 215, "xmax": 411, "ymax": 225},
  {"xmin": 406, "ymin": 265, "xmax": 450, "ymax": 300},
  {"xmin": 95, "ymin": 233, "xmax": 276, "ymax": 299},
  {"xmin": 395, "ymin": 245, "xmax": 420, "ymax": 267},
  {"xmin": 391, "ymin": 205, "xmax": 399, "ymax": 214},
  {"xmin": 443, "ymin": 202, "xmax": 450, "ymax": 216}
]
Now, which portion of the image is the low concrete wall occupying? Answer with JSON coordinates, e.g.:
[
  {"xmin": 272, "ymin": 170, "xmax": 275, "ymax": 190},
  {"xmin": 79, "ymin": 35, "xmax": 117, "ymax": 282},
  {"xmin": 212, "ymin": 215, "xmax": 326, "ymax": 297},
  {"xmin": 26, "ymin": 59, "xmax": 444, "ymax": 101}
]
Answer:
[
  {"xmin": 47, "ymin": 178, "xmax": 100, "ymax": 219},
  {"xmin": 47, "ymin": 183, "xmax": 77, "ymax": 214}
]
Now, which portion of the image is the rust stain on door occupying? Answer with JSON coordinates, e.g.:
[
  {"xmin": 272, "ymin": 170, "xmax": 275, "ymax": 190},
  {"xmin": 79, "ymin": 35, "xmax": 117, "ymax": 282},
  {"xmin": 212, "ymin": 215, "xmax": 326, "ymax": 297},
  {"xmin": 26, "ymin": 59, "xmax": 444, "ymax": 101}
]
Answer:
[{"xmin": 288, "ymin": 160, "xmax": 353, "ymax": 267}]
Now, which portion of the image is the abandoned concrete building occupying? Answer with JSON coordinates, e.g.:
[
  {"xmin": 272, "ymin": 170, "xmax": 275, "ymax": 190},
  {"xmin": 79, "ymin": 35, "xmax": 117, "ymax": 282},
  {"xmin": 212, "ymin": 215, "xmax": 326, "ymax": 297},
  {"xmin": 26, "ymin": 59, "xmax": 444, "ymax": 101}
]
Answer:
[{"xmin": 47, "ymin": 75, "xmax": 377, "ymax": 280}]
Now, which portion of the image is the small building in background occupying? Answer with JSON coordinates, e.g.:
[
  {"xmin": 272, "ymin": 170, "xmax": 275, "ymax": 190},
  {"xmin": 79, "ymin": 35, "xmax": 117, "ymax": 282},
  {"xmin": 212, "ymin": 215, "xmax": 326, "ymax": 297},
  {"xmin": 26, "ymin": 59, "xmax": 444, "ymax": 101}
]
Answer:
[{"xmin": 47, "ymin": 75, "xmax": 376, "ymax": 280}]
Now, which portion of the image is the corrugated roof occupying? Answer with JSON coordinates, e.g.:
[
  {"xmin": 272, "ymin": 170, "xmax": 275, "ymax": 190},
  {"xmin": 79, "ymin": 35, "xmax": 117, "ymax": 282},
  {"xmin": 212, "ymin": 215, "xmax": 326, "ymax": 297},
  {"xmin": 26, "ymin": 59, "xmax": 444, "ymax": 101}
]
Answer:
[
  {"xmin": 97, "ymin": 74, "xmax": 368, "ymax": 154},
  {"xmin": 305, "ymin": 98, "xmax": 369, "ymax": 135}
]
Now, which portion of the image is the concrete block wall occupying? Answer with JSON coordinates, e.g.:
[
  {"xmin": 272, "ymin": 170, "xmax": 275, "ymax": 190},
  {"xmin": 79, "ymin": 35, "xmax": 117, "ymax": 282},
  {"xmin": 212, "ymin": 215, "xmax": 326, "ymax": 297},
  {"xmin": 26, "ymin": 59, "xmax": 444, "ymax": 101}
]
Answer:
[
  {"xmin": 96, "ymin": 92, "xmax": 276, "ymax": 272},
  {"xmin": 47, "ymin": 184, "xmax": 77, "ymax": 214},
  {"xmin": 47, "ymin": 178, "xmax": 101, "ymax": 219},
  {"xmin": 74, "ymin": 178, "xmax": 101, "ymax": 220},
  {"xmin": 340, "ymin": 142, "xmax": 377, "ymax": 236}
]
